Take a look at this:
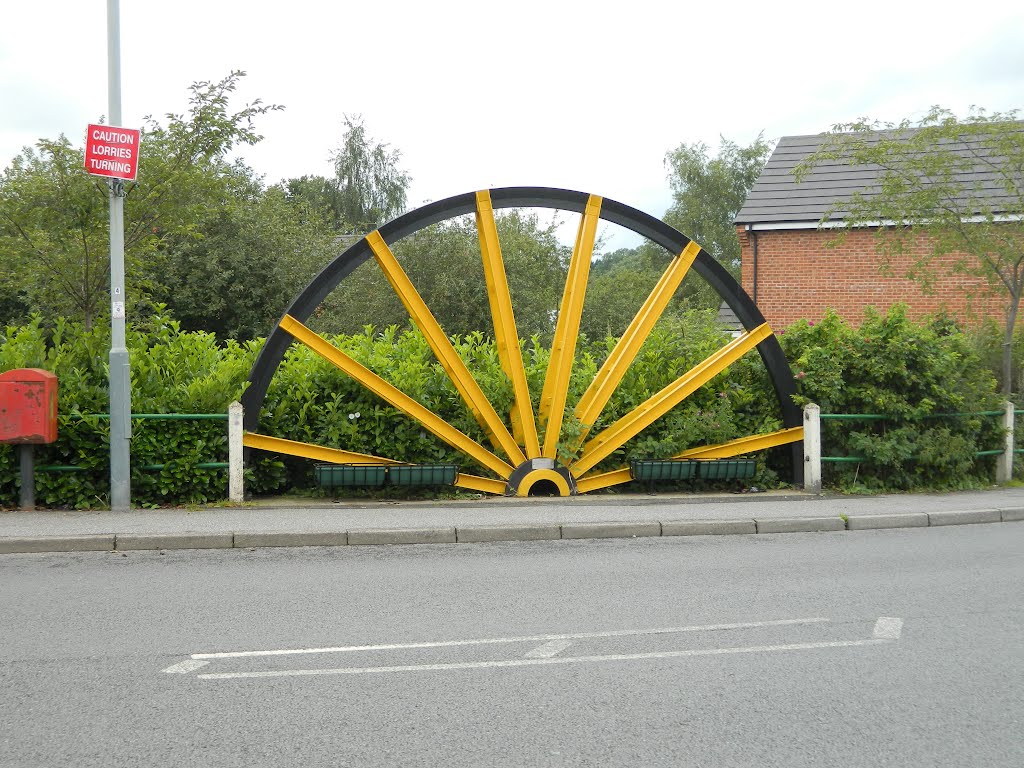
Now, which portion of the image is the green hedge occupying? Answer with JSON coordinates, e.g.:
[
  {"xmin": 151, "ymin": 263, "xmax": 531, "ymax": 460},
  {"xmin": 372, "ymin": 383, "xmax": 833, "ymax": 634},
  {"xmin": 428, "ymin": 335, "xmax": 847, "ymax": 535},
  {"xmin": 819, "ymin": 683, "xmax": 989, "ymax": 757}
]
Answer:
[
  {"xmin": 0, "ymin": 311, "xmax": 276, "ymax": 507},
  {"xmin": 0, "ymin": 304, "xmax": 1007, "ymax": 507},
  {"xmin": 779, "ymin": 306, "xmax": 1003, "ymax": 490}
]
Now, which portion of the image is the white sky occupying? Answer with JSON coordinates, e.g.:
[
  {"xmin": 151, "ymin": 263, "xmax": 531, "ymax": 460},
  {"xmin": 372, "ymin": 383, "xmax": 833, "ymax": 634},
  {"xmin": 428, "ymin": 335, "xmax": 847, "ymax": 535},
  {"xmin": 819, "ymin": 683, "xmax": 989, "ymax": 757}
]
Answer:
[{"xmin": 2, "ymin": 1, "xmax": 1023, "ymax": 250}]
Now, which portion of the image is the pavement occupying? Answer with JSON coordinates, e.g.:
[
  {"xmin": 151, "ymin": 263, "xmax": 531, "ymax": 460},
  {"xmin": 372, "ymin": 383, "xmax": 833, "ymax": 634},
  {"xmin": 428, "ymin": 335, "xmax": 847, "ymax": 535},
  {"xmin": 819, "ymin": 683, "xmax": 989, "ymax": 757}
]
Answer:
[{"xmin": 2, "ymin": 485, "xmax": 1023, "ymax": 554}]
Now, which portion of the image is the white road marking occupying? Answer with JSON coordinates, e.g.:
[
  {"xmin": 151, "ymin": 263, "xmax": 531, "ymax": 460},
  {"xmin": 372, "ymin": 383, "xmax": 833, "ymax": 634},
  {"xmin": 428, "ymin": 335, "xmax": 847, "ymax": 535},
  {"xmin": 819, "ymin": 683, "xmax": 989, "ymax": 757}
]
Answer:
[
  {"xmin": 190, "ymin": 617, "xmax": 829, "ymax": 660},
  {"xmin": 197, "ymin": 638, "xmax": 887, "ymax": 680},
  {"xmin": 162, "ymin": 659, "xmax": 210, "ymax": 674},
  {"xmin": 525, "ymin": 639, "xmax": 574, "ymax": 658},
  {"xmin": 872, "ymin": 617, "xmax": 904, "ymax": 640}
]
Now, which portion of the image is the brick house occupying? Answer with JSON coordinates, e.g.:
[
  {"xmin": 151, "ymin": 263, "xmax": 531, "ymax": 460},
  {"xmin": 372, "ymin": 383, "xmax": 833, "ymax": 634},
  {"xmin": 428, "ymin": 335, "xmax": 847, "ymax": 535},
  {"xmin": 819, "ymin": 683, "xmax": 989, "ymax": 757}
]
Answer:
[{"xmin": 733, "ymin": 129, "xmax": 1021, "ymax": 330}]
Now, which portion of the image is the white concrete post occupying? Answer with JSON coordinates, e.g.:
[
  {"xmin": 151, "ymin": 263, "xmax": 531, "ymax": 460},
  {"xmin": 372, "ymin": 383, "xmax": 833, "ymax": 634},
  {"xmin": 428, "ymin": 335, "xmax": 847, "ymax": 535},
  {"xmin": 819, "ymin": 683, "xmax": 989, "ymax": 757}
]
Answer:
[
  {"xmin": 997, "ymin": 400, "xmax": 1015, "ymax": 484},
  {"xmin": 803, "ymin": 403, "xmax": 822, "ymax": 495},
  {"xmin": 228, "ymin": 401, "xmax": 244, "ymax": 502}
]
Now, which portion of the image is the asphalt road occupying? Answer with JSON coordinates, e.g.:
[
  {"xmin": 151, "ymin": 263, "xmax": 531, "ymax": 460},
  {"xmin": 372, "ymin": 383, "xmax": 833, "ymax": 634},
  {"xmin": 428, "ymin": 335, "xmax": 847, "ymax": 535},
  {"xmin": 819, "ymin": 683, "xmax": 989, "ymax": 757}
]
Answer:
[{"xmin": 2, "ymin": 524, "xmax": 1022, "ymax": 767}]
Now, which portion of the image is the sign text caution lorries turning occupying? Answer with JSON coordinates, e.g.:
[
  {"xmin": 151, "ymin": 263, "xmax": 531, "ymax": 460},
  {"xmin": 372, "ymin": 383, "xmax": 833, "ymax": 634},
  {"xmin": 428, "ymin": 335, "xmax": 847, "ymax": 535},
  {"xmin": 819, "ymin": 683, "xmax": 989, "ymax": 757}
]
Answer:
[{"xmin": 84, "ymin": 124, "xmax": 141, "ymax": 181}]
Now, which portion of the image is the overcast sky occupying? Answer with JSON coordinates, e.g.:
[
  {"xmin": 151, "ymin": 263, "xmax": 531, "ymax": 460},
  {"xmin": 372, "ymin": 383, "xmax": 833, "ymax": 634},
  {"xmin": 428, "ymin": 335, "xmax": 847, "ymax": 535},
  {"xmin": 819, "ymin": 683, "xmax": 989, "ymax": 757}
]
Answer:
[{"xmin": 2, "ymin": 1, "xmax": 1022, "ymax": 250}]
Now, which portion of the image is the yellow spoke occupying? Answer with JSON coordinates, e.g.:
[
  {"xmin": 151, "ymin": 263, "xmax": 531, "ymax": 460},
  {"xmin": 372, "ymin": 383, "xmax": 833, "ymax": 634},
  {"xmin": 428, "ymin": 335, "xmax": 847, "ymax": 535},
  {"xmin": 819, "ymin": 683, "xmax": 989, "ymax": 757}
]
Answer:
[
  {"xmin": 246, "ymin": 433, "xmax": 506, "ymax": 494},
  {"xmin": 573, "ymin": 241, "xmax": 700, "ymax": 444},
  {"xmin": 475, "ymin": 191, "xmax": 541, "ymax": 458},
  {"xmin": 538, "ymin": 194, "xmax": 602, "ymax": 458},
  {"xmin": 574, "ymin": 426, "xmax": 803, "ymax": 493},
  {"xmin": 454, "ymin": 474, "xmax": 508, "ymax": 495},
  {"xmin": 366, "ymin": 230, "xmax": 527, "ymax": 466},
  {"xmin": 280, "ymin": 314, "xmax": 514, "ymax": 478},
  {"xmin": 575, "ymin": 467, "xmax": 633, "ymax": 494},
  {"xmin": 675, "ymin": 427, "xmax": 804, "ymax": 459},
  {"xmin": 243, "ymin": 433, "xmax": 400, "ymax": 465},
  {"xmin": 571, "ymin": 323, "xmax": 774, "ymax": 475}
]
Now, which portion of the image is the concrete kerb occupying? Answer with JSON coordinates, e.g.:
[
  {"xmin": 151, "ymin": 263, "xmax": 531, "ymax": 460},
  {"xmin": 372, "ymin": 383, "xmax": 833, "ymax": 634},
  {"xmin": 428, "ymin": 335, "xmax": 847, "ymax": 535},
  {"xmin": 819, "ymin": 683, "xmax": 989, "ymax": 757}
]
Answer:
[
  {"xmin": 928, "ymin": 508, "xmax": 1001, "ymax": 526},
  {"xmin": 0, "ymin": 534, "xmax": 115, "ymax": 554},
  {"xmin": 1001, "ymin": 507, "xmax": 1024, "ymax": 522},
  {"xmin": 663, "ymin": 519, "xmax": 757, "ymax": 536},
  {"xmin": 755, "ymin": 517, "xmax": 846, "ymax": 534},
  {"xmin": 845, "ymin": 513, "xmax": 929, "ymax": 530},
  {"xmin": 348, "ymin": 528, "xmax": 457, "ymax": 546},
  {"xmin": 114, "ymin": 533, "xmax": 235, "ymax": 551},
  {"xmin": 457, "ymin": 524, "xmax": 561, "ymax": 543},
  {"xmin": 0, "ymin": 508, "xmax": 1022, "ymax": 554},
  {"xmin": 560, "ymin": 521, "xmax": 662, "ymax": 539},
  {"xmin": 234, "ymin": 531, "xmax": 349, "ymax": 548}
]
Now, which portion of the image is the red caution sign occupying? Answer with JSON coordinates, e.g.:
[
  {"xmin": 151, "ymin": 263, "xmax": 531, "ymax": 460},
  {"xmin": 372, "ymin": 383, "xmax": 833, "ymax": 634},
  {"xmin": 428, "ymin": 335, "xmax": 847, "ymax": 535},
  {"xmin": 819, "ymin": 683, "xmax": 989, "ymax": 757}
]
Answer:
[{"xmin": 84, "ymin": 123, "xmax": 141, "ymax": 181}]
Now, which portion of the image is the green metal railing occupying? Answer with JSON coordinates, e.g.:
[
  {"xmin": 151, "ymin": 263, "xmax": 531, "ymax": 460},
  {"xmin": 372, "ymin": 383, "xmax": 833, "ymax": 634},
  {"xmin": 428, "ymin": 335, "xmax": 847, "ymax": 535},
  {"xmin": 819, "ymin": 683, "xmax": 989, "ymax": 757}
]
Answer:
[
  {"xmin": 35, "ymin": 413, "xmax": 228, "ymax": 473},
  {"xmin": 818, "ymin": 409, "xmax": 1008, "ymax": 464},
  {"xmin": 84, "ymin": 413, "xmax": 228, "ymax": 420}
]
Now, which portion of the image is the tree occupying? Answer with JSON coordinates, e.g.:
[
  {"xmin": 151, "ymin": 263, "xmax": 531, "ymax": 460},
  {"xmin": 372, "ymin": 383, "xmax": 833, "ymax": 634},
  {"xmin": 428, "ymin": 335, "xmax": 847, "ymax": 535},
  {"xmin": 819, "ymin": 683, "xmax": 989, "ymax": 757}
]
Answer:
[
  {"xmin": 582, "ymin": 262, "xmax": 662, "ymax": 340},
  {"xmin": 282, "ymin": 174, "xmax": 346, "ymax": 230},
  {"xmin": 795, "ymin": 107, "xmax": 1024, "ymax": 396},
  {"xmin": 582, "ymin": 241, "xmax": 730, "ymax": 340},
  {"xmin": 330, "ymin": 114, "xmax": 410, "ymax": 234},
  {"xmin": 663, "ymin": 134, "xmax": 773, "ymax": 275},
  {"xmin": 0, "ymin": 136, "xmax": 110, "ymax": 327},
  {"xmin": 313, "ymin": 210, "xmax": 569, "ymax": 340},
  {"xmin": 0, "ymin": 71, "xmax": 310, "ymax": 333},
  {"xmin": 155, "ymin": 183, "xmax": 335, "ymax": 340}
]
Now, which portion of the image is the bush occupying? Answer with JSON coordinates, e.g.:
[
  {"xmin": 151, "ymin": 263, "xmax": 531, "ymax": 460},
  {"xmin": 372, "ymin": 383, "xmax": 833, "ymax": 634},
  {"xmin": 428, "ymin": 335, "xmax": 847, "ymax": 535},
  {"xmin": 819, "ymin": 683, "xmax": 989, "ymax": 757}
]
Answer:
[
  {"xmin": 1, "ymin": 303, "xmax": 1007, "ymax": 506},
  {"xmin": 0, "ymin": 310, "xmax": 268, "ymax": 508},
  {"xmin": 780, "ymin": 306, "xmax": 1002, "ymax": 490}
]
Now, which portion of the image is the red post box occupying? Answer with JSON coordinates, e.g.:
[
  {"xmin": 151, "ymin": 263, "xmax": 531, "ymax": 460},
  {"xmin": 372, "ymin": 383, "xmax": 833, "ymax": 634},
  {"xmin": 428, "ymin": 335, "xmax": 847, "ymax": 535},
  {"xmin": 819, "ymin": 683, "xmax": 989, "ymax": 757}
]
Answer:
[{"xmin": 0, "ymin": 368, "xmax": 58, "ymax": 444}]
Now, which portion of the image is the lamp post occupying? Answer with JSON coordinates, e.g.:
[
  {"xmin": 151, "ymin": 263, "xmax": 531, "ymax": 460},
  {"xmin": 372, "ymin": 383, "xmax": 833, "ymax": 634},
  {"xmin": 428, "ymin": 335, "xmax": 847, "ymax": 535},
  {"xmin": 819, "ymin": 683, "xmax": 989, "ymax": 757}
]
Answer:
[{"xmin": 107, "ymin": 0, "xmax": 131, "ymax": 511}]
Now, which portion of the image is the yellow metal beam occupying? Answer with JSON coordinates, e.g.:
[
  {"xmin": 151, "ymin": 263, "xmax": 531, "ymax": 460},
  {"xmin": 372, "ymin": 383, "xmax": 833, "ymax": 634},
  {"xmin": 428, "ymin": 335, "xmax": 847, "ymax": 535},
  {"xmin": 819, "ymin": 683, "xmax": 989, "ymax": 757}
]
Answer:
[
  {"xmin": 280, "ymin": 314, "xmax": 514, "ymax": 478},
  {"xmin": 570, "ymin": 323, "xmax": 774, "ymax": 475},
  {"xmin": 676, "ymin": 426, "xmax": 804, "ymax": 459},
  {"xmin": 575, "ymin": 467, "xmax": 632, "ymax": 494},
  {"xmin": 539, "ymin": 194, "xmax": 602, "ymax": 458},
  {"xmin": 454, "ymin": 473, "xmax": 508, "ymax": 495},
  {"xmin": 475, "ymin": 191, "xmax": 541, "ymax": 459},
  {"xmin": 246, "ymin": 432, "xmax": 506, "ymax": 495},
  {"xmin": 243, "ymin": 433, "xmax": 400, "ymax": 465},
  {"xmin": 573, "ymin": 241, "xmax": 701, "ymax": 443},
  {"xmin": 575, "ymin": 425, "xmax": 804, "ymax": 493},
  {"xmin": 365, "ymin": 230, "xmax": 526, "ymax": 467}
]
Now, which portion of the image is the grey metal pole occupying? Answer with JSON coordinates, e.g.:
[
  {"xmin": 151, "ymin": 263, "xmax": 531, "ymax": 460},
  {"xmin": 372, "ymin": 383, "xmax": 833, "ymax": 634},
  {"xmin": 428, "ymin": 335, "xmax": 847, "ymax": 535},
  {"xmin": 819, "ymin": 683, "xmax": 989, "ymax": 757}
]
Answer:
[
  {"xmin": 18, "ymin": 445, "xmax": 35, "ymax": 510},
  {"xmin": 107, "ymin": 0, "xmax": 131, "ymax": 511}
]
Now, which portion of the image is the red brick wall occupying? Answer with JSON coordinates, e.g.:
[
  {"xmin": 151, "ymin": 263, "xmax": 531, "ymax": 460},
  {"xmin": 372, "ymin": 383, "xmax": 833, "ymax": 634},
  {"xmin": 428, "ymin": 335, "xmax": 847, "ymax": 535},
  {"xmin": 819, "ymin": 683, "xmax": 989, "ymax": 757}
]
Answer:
[{"xmin": 737, "ymin": 226, "xmax": 1008, "ymax": 329}]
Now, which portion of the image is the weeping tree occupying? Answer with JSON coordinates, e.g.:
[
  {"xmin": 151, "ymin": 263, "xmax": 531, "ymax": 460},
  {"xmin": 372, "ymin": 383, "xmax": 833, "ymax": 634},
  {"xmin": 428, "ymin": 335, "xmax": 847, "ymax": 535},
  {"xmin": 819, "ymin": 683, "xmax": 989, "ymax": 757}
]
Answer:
[
  {"xmin": 331, "ymin": 114, "xmax": 411, "ymax": 234},
  {"xmin": 280, "ymin": 115, "xmax": 411, "ymax": 237}
]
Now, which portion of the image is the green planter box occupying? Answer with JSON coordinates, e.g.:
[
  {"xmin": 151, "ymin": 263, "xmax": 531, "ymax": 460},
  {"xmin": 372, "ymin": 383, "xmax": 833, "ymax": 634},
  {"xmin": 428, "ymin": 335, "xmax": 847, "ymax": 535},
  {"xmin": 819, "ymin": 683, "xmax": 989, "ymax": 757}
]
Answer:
[
  {"xmin": 388, "ymin": 464, "xmax": 459, "ymax": 486},
  {"xmin": 314, "ymin": 464, "xmax": 388, "ymax": 488},
  {"xmin": 630, "ymin": 460, "xmax": 697, "ymax": 482},
  {"xmin": 696, "ymin": 459, "xmax": 756, "ymax": 480}
]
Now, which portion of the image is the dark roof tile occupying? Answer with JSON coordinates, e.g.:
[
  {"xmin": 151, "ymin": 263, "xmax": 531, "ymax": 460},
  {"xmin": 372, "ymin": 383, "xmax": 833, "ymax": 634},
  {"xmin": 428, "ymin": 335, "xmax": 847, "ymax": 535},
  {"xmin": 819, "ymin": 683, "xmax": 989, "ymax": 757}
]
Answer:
[{"xmin": 735, "ymin": 123, "xmax": 1024, "ymax": 225}]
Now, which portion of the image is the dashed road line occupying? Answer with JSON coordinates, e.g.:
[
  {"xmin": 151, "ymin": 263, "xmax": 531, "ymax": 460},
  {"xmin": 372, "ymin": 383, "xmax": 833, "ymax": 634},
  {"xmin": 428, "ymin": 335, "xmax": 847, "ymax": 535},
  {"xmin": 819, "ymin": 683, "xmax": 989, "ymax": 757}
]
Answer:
[
  {"xmin": 196, "ymin": 638, "xmax": 889, "ymax": 681},
  {"xmin": 189, "ymin": 617, "xmax": 830, "ymax": 660},
  {"xmin": 872, "ymin": 617, "xmax": 904, "ymax": 640},
  {"xmin": 525, "ymin": 639, "xmax": 574, "ymax": 658},
  {"xmin": 171, "ymin": 616, "xmax": 902, "ymax": 681},
  {"xmin": 162, "ymin": 659, "xmax": 210, "ymax": 674}
]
